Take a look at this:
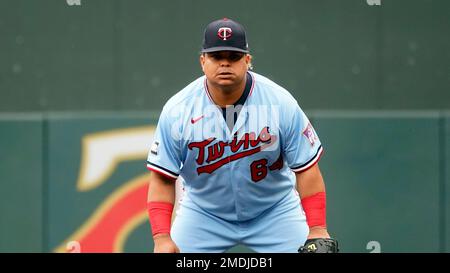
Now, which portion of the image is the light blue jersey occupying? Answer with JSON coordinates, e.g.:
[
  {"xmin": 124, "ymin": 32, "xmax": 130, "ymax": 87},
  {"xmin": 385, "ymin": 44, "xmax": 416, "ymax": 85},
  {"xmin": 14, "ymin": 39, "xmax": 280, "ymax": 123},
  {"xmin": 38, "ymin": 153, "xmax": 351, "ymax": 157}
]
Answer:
[{"xmin": 147, "ymin": 71, "xmax": 323, "ymax": 222}]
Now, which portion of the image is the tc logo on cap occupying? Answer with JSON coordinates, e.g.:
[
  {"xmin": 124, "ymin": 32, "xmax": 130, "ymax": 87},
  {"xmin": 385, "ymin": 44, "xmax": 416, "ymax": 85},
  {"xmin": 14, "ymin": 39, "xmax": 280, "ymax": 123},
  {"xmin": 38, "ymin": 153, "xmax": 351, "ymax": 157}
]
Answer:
[{"xmin": 217, "ymin": 27, "xmax": 232, "ymax": 41}]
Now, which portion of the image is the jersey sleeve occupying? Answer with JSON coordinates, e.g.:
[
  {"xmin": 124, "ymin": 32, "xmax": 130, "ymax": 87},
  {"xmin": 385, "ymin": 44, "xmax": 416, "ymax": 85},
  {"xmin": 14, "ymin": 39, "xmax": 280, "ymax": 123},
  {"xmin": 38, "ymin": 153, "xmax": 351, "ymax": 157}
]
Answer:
[
  {"xmin": 146, "ymin": 106, "xmax": 182, "ymax": 180},
  {"xmin": 282, "ymin": 102, "xmax": 323, "ymax": 173}
]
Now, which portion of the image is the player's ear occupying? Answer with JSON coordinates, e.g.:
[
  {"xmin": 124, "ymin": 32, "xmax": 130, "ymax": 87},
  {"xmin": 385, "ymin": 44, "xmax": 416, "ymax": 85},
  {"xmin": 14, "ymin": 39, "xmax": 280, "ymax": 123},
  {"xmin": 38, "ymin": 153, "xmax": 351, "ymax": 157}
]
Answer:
[
  {"xmin": 245, "ymin": 54, "xmax": 253, "ymax": 70},
  {"xmin": 199, "ymin": 54, "xmax": 206, "ymax": 70}
]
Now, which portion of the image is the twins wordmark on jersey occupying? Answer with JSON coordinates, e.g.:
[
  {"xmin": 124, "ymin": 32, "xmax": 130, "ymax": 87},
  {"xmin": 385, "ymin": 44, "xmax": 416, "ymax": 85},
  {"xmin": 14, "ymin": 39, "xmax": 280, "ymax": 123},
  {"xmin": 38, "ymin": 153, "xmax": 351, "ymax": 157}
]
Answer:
[{"xmin": 187, "ymin": 126, "xmax": 281, "ymax": 178}]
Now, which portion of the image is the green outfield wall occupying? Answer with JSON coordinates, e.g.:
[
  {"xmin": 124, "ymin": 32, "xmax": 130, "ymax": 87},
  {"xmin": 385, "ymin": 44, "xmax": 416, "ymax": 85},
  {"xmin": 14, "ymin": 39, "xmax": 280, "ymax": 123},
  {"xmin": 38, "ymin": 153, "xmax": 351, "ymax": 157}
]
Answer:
[
  {"xmin": 1, "ymin": 0, "xmax": 449, "ymax": 112},
  {"xmin": 0, "ymin": 111, "xmax": 448, "ymax": 253}
]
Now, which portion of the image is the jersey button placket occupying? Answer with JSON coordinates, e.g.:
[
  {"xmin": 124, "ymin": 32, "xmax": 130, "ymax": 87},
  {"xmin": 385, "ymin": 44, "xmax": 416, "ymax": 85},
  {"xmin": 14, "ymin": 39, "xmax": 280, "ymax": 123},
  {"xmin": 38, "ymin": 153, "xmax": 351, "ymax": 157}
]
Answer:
[{"xmin": 229, "ymin": 150, "xmax": 243, "ymax": 220}]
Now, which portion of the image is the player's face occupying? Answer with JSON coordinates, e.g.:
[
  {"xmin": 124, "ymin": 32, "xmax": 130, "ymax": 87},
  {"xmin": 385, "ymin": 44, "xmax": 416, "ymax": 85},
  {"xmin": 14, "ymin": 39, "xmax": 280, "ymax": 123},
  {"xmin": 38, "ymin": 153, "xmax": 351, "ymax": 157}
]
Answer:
[{"xmin": 200, "ymin": 51, "xmax": 251, "ymax": 89}]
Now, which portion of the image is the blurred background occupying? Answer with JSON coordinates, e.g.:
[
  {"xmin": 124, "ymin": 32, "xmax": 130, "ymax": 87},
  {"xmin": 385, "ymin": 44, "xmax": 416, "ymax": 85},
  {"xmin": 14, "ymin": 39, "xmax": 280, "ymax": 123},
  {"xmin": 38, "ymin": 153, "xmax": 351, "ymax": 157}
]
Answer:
[{"xmin": 0, "ymin": 0, "xmax": 449, "ymax": 253}]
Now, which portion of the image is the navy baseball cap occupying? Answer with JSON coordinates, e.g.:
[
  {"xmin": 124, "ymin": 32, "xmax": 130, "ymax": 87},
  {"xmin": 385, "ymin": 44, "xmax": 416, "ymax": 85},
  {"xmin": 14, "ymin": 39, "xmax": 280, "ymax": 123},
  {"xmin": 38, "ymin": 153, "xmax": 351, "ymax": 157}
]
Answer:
[{"xmin": 201, "ymin": 18, "xmax": 249, "ymax": 53}]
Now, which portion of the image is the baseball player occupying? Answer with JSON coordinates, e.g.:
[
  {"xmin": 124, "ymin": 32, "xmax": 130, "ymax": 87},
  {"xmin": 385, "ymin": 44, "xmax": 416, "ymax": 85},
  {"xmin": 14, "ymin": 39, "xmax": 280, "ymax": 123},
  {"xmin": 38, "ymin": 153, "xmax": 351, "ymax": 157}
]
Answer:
[{"xmin": 146, "ymin": 18, "xmax": 337, "ymax": 253}]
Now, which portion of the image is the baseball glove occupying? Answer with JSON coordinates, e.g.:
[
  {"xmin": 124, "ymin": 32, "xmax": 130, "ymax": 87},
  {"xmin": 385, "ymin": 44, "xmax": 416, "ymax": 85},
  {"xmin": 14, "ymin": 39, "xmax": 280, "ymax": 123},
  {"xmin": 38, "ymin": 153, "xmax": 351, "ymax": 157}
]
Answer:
[{"xmin": 298, "ymin": 238, "xmax": 339, "ymax": 253}]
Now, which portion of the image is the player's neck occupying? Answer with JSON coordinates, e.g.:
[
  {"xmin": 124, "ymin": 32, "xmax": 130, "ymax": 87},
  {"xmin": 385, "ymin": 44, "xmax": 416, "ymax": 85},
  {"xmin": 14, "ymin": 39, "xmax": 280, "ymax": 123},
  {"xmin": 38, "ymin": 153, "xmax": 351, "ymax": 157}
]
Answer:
[{"xmin": 206, "ymin": 77, "xmax": 247, "ymax": 108}]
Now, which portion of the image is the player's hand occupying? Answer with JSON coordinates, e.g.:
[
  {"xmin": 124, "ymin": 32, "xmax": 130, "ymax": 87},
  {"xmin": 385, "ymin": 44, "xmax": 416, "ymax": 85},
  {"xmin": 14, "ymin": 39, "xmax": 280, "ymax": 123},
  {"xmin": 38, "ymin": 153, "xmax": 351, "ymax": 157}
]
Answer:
[
  {"xmin": 153, "ymin": 234, "xmax": 180, "ymax": 253},
  {"xmin": 299, "ymin": 227, "xmax": 339, "ymax": 253},
  {"xmin": 307, "ymin": 226, "xmax": 330, "ymax": 239}
]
